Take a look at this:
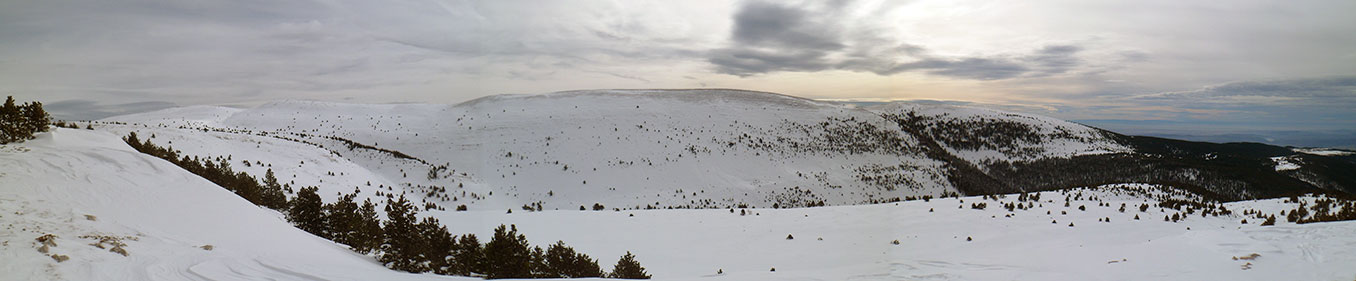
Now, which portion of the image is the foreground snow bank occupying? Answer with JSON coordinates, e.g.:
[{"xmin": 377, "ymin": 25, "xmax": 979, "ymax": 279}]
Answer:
[{"xmin": 0, "ymin": 129, "xmax": 458, "ymax": 281}]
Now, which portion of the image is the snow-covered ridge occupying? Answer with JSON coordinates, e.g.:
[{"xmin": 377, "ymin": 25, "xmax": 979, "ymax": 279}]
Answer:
[
  {"xmin": 102, "ymin": 105, "xmax": 243, "ymax": 128},
  {"xmin": 458, "ymin": 89, "xmax": 844, "ymax": 110}
]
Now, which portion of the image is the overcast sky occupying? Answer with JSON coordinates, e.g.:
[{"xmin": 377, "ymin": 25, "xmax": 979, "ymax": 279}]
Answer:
[{"xmin": 2, "ymin": 0, "xmax": 1354, "ymax": 144}]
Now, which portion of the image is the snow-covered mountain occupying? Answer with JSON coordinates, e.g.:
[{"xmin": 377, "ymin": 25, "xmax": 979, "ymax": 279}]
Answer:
[
  {"xmin": 103, "ymin": 89, "xmax": 1353, "ymax": 209},
  {"xmin": 3, "ymin": 130, "xmax": 1355, "ymax": 280},
  {"xmin": 104, "ymin": 89, "xmax": 965, "ymax": 211}
]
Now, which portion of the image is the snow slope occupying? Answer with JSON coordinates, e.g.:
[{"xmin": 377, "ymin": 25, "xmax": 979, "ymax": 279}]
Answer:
[
  {"xmin": 3, "ymin": 129, "xmax": 1355, "ymax": 280},
  {"xmin": 0, "ymin": 128, "xmax": 457, "ymax": 281}
]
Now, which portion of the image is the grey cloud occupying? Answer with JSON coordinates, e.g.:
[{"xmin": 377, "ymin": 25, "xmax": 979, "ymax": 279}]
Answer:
[
  {"xmin": 1137, "ymin": 76, "xmax": 1356, "ymax": 100},
  {"xmin": 708, "ymin": 1, "xmax": 1086, "ymax": 80},
  {"xmin": 45, "ymin": 100, "xmax": 177, "ymax": 121},
  {"xmin": 708, "ymin": 48, "xmax": 834, "ymax": 75},
  {"xmin": 892, "ymin": 58, "xmax": 1032, "ymax": 80},
  {"xmin": 707, "ymin": 1, "xmax": 846, "ymax": 76},
  {"xmin": 1205, "ymin": 76, "xmax": 1356, "ymax": 98},
  {"xmin": 866, "ymin": 45, "xmax": 1083, "ymax": 80},
  {"xmin": 730, "ymin": 2, "xmax": 844, "ymax": 51},
  {"xmin": 1025, "ymin": 45, "xmax": 1084, "ymax": 75}
]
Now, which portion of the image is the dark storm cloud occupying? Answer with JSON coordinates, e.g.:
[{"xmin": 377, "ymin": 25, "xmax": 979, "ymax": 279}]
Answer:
[
  {"xmin": 729, "ymin": 2, "xmax": 844, "ymax": 51},
  {"xmin": 707, "ymin": 48, "xmax": 834, "ymax": 74},
  {"xmin": 708, "ymin": 1, "xmax": 1086, "ymax": 80}
]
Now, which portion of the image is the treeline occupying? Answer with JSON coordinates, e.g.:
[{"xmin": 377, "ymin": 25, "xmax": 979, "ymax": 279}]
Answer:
[
  {"xmin": 0, "ymin": 96, "xmax": 50, "ymax": 144},
  {"xmin": 124, "ymin": 132, "xmax": 288, "ymax": 209},
  {"xmin": 123, "ymin": 132, "xmax": 650, "ymax": 279},
  {"xmin": 1284, "ymin": 196, "xmax": 1356, "ymax": 224},
  {"xmin": 302, "ymin": 192, "xmax": 651, "ymax": 279}
]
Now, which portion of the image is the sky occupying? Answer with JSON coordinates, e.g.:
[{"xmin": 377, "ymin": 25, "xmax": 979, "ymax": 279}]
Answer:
[{"xmin": 1, "ymin": 0, "xmax": 1354, "ymax": 147}]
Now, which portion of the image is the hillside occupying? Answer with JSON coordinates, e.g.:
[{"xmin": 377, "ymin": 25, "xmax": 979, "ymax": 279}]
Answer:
[
  {"xmin": 4, "ymin": 130, "xmax": 1355, "ymax": 280},
  {"xmin": 103, "ymin": 89, "xmax": 959, "ymax": 211},
  {"xmin": 98, "ymin": 89, "xmax": 1355, "ymax": 211}
]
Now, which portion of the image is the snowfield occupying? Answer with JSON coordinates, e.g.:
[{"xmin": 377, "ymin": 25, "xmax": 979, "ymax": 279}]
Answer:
[{"xmin": 4, "ymin": 128, "xmax": 1356, "ymax": 280}]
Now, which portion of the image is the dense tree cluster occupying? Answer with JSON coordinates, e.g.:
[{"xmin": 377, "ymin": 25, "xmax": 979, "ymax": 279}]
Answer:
[
  {"xmin": 888, "ymin": 112, "xmax": 1056, "ymax": 157},
  {"xmin": 0, "ymin": 96, "xmax": 50, "ymax": 144},
  {"xmin": 285, "ymin": 186, "xmax": 386, "ymax": 255},
  {"xmin": 1285, "ymin": 196, "xmax": 1356, "ymax": 224},
  {"xmin": 376, "ymin": 214, "xmax": 634, "ymax": 279}
]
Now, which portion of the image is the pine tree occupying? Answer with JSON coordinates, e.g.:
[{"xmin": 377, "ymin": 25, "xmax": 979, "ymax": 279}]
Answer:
[
  {"xmin": 260, "ymin": 169, "xmax": 287, "ymax": 209},
  {"xmin": 529, "ymin": 246, "xmax": 548, "ymax": 278},
  {"xmin": 381, "ymin": 195, "xmax": 426, "ymax": 272},
  {"xmin": 418, "ymin": 217, "xmax": 455, "ymax": 274},
  {"xmin": 452, "ymin": 234, "xmax": 486, "ymax": 276},
  {"xmin": 123, "ymin": 132, "xmax": 142, "ymax": 150},
  {"xmin": 20, "ymin": 101, "xmax": 48, "ymax": 135},
  {"xmin": 483, "ymin": 224, "xmax": 533, "ymax": 279},
  {"xmin": 351, "ymin": 199, "xmax": 384, "ymax": 254},
  {"xmin": 544, "ymin": 241, "xmax": 602, "ymax": 278},
  {"xmin": 0, "ymin": 96, "xmax": 49, "ymax": 144},
  {"xmin": 0, "ymin": 96, "xmax": 21, "ymax": 143},
  {"xmin": 324, "ymin": 192, "xmax": 361, "ymax": 247},
  {"xmin": 609, "ymin": 251, "xmax": 650, "ymax": 279},
  {"xmin": 288, "ymin": 186, "xmax": 326, "ymax": 237}
]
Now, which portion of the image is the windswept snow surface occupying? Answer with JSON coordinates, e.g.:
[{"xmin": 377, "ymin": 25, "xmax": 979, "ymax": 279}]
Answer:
[{"xmin": 4, "ymin": 130, "xmax": 1356, "ymax": 280}]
